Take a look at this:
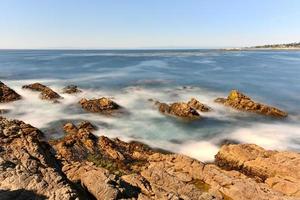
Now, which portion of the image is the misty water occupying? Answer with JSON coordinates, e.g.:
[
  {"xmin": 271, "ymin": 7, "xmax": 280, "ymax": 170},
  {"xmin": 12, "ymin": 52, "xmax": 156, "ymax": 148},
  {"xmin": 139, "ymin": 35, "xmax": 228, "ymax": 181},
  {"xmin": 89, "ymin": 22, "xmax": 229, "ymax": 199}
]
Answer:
[{"xmin": 0, "ymin": 49, "xmax": 299, "ymax": 161}]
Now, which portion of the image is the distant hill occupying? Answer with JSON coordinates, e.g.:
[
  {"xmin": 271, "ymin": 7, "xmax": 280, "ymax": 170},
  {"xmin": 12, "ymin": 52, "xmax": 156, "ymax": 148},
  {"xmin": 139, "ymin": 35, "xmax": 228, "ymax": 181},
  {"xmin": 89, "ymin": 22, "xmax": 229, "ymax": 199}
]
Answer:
[{"xmin": 253, "ymin": 42, "xmax": 300, "ymax": 49}]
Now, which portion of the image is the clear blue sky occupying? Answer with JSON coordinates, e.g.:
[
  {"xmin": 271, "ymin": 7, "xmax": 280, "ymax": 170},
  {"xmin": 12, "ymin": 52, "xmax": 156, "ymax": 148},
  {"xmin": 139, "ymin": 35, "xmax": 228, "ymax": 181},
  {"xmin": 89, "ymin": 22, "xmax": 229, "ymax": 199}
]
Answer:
[{"xmin": 0, "ymin": 0, "xmax": 299, "ymax": 49}]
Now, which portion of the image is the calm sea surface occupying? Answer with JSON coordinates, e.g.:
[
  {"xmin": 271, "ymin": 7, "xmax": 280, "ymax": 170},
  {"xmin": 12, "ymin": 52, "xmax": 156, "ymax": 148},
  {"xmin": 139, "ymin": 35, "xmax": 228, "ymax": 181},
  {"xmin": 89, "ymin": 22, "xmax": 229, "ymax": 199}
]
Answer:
[{"xmin": 1, "ymin": 49, "xmax": 299, "ymax": 160}]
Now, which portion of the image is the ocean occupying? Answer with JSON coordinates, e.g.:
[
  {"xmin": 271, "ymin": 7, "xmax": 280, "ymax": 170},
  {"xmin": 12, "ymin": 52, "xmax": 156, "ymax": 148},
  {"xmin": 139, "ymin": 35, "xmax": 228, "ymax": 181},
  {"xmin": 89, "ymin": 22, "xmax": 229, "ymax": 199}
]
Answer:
[{"xmin": 0, "ymin": 49, "xmax": 299, "ymax": 161}]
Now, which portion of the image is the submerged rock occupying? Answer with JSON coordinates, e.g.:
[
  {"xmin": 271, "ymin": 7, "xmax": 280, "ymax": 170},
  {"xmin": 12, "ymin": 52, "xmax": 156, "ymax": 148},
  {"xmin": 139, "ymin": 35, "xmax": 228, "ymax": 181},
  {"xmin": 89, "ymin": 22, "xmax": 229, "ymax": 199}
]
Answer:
[
  {"xmin": 187, "ymin": 98, "xmax": 212, "ymax": 112},
  {"xmin": 215, "ymin": 144, "xmax": 300, "ymax": 197},
  {"xmin": 0, "ymin": 109, "xmax": 10, "ymax": 114},
  {"xmin": 22, "ymin": 83, "xmax": 62, "ymax": 101},
  {"xmin": 79, "ymin": 97, "xmax": 121, "ymax": 114},
  {"xmin": 0, "ymin": 81, "xmax": 21, "ymax": 103},
  {"xmin": 215, "ymin": 90, "xmax": 288, "ymax": 118},
  {"xmin": 62, "ymin": 85, "xmax": 82, "ymax": 94},
  {"xmin": 0, "ymin": 117, "xmax": 78, "ymax": 199},
  {"xmin": 156, "ymin": 101, "xmax": 201, "ymax": 120}
]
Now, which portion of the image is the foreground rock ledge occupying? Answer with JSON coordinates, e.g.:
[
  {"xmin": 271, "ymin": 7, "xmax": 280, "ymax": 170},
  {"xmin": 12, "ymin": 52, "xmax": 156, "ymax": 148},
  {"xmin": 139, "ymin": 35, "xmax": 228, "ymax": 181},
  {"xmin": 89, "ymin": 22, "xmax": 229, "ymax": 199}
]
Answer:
[
  {"xmin": 1, "ymin": 116, "xmax": 299, "ymax": 200},
  {"xmin": 0, "ymin": 117, "xmax": 78, "ymax": 199},
  {"xmin": 22, "ymin": 82, "xmax": 62, "ymax": 101},
  {"xmin": 0, "ymin": 81, "xmax": 21, "ymax": 103},
  {"xmin": 215, "ymin": 90, "xmax": 288, "ymax": 118},
  {"xmin": 216, "ymin": 144, "xmax": 300, "ymax": 197}
]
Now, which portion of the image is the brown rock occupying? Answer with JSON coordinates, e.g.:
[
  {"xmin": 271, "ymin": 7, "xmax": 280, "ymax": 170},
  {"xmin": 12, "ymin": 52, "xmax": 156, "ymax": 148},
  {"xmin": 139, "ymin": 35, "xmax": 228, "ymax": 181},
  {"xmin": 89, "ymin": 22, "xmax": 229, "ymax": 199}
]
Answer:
[
  {"xmin": 157, "ymin": 101, "xmax": 201, "ymax": 120},
  {"xmin": 187, "ymin": 98, "xmax": 212, "ymax": 112},
  {"xmin": 22, "ymin": 83, "xmax": 62, "ymax": 101},
  {"xmin": 0, "ymin": 81, "xmax": 21, "ymax": 103},
  {"xmin": 215, "ymin": 144, "xmax": 300, "ymax": 197},
  {"xmin": 62, "ymin": 85, "xmax": 82, "ymax": 94},
  {"xmin": 77, "ymin": 121, "xmax": 97, "ymax": 131},
  {"xmin": 63, "ymin": 162, "xmax": 121, "ymax": 200},
  {"xmin": 0, "ymin": 117, "xmax": 78, "ymax": 199},
  {"xmin": 79, "ymin": 97, "xmax": 121, "ymax": 114},
  {"xmin": 52, "ymin": 122, "xmax": 153, "ymax": 175},
  {"xmin": 1, "ymin": 116, "xmax": 298, "ymax": 200},
  {"xmin": 215, "ymin": 90, "xmax": 288, "ymax": 118}
]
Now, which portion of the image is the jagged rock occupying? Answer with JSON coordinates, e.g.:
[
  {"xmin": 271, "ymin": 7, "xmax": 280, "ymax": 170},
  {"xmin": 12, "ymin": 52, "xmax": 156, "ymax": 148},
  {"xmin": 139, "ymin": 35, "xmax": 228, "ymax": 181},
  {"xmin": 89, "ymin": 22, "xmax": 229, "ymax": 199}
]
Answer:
[
  {"xmin": 156, "ymin": 101, "xmax": 201, "ymax": 120},
  {"xmin": 51, "ymin": 122, "xmax": 153, "ymax": 175},
  {"xmin": 215, "ymin": 90, "xmax": 288, "ymax": 118},
  {"xmin": 79, "ymin": 97, "xmax": 121, "ymax": 114},
  {"xmin": 215, "ymin": 144, "xmax": 300, "ymax": 197},
  {"xmin": 77, "ymin": 121, "xmax": 97, "ymax": 131},
  {"xmin": 187, "ymin": 98, "xmax": 212, "ymax": 112},
  {"xmin": 141, "ymin": 153, "xmax": 295, "ymax": 200},
  {"xmin": 0, "ymin": 117, "xmax": 78, "ymax": 199},
  {"xmin": 1, "ymin": 117, "xmax": 298, "ymax": 200},
  {"xmin": 63, "ymin": 162, "xmax": 121, "ymax": 200},
  {"xmin": 0, "ymin": 81, "xmax": 21, "ymax": 103},
  {"xmin": 22, "ymin": 83, "xmax": 62, "ymax": 101},
  {"xmin": 62, "ymin": 85, "xmax": 82, "ymax": 94}
]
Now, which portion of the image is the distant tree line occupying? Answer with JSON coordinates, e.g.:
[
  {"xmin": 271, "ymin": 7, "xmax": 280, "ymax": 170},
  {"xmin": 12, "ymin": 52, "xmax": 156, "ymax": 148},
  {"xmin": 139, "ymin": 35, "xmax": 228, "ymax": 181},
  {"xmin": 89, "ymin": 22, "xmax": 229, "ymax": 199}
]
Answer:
[{"xmin": 253, "ymin": 42, "xmax": 300, "ymax": 48}]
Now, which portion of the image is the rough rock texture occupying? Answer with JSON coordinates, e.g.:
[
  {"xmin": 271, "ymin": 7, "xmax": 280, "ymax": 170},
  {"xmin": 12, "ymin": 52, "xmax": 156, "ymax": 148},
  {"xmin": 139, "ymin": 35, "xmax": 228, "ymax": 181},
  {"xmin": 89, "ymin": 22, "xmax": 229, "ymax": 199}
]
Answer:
[
  {"xmin": 62, "ymin": 85, "xmax": 82, "ymax": 94},
  {"xmin": 22, "ymin": 83, "xmax": 62, "ymax": 101},
  {"xmin": 215, "ymin": 144, "xmax": 300, "ymax": 197},
  {"xmin": 1, "ymin": 116, "xmax": 298, "ymax": 200},
  {"xmin": 215, "ymin": 90, "xmax": 288, "ymax": 118},
  {"xmin": 0, "ymin": 117, "xmax": 78, "ymax": 199},
  {"xmin": 52, "ymin": 122, "xmax": 153, "ymax": 175},
  {"xmin": 187, "ymin": 98, "xmax": 212, "ymax": 112},
  {"xmin": 51, "ymin": 121, "xmax": 298, "ymax": 200},
  {"xmin": 0, "ymin": 81, "xmax": 21, "ymax": 103},
  {"xmin": 156, "ymin": 101, "xmax": 201, "ymax": 120},
  {"xmin": 79, "ymin": 97, "xmax": 121, "ymax": 114}
]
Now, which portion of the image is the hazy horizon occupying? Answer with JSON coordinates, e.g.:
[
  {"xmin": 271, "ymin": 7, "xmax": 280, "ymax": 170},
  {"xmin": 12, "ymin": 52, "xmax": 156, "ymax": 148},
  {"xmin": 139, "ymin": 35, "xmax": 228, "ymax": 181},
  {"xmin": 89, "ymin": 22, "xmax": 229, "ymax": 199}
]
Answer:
[{"xmin": 1, "ymin": 0, "xmax": 300, "ymax": 49}]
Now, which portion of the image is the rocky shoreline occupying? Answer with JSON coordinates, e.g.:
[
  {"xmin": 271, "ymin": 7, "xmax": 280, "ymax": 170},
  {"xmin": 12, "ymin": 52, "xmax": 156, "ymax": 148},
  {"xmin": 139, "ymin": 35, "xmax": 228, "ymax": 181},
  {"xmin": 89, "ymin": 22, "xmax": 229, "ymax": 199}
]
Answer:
[{"xmin": 0, "ymin": 81, "xmax": 298, "ymax": 200}]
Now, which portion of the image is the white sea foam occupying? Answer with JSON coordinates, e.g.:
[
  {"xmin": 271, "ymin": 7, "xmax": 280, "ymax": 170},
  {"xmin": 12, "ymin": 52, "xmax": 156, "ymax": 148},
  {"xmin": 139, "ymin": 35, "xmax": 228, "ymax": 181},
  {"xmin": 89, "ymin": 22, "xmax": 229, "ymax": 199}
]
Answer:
[
  {"xmin": 1, "ymin": 79, "xmax": 299, "ymax": 163},
  {"xmin": 178, "ymin": 141, "xmax": 219, "ymax": 161}
]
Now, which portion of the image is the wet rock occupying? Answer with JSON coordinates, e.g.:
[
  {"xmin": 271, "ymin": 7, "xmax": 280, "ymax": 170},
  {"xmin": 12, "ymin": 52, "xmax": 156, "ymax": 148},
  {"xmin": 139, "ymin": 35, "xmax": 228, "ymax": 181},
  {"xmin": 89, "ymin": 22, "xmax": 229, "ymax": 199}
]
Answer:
[
  {"xmin": 51, "ymin": 122, "xmax": 153, "ymax": 175},
  {"xmin": 0, "ymin": 81, "xmax": 21, "ymax": 103},
  {"xmin": 0, "ymin": 117, "xmax": 78, "ymax": 199},
  {"xmin": 215, "ymin": 90, "xmax": 288, "ymax": 118},
  {"xmin": 79, "ymin": 97, "xmax": 121, "ymax": 114},
  {"xmin": 215, "ymin": 144, "xmax": 300, "ymax": 197},
  {"xmin": 62, "ymin": 85, "xmax": 82, "ymax": 94},
  {"xmin": 187, "ymin": 98, "xmax": 212, "ymax": 112},
  {"xmin": 156, "ymin": 101, "xmax": 201, "ymax": 120},
  {"xmin": 217, "ymin": 138, "xmax": 240, "ymax": 147},
  {"xmin": 77, "ymin": 121, "xmax": 97, "ymax": 131},
  {"xmin": 22, "ymin": 83, "xmax": 62, "ymax": 101}
]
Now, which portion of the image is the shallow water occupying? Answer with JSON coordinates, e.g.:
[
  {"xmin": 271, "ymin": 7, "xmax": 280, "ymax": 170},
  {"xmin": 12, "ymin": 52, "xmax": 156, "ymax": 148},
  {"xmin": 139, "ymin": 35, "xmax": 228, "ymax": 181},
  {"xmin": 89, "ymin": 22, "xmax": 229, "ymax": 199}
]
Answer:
[{"xmin": 0, "ymin": 49, "xmax": 300, "ymax": 161}]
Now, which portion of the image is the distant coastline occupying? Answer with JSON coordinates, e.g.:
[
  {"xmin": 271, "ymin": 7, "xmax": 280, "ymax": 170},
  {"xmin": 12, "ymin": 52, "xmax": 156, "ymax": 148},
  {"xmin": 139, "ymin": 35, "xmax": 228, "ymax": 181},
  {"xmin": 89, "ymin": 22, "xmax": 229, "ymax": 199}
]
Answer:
[{"xmin": 222, "ymin": 42, "xmax": 300, "ymax": 51}]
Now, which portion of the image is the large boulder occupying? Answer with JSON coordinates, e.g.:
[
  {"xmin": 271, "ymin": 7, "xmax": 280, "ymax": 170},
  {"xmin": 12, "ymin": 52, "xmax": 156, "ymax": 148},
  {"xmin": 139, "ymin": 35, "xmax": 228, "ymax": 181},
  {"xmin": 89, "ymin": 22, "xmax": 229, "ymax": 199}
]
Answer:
[
  {"xmin": 0, "ymin": 81, "xmax": 21, "ymax": 103},
  {"xmin": 22, "ymin": 83, "xmax": 62, "ymax": 101},
  {"xmin": 215, "ymin": 144, "xmax": 300, "ymax": 197},
  {"xmin": 215, "ymin": 90, "xmax": 288, "ymax": 118},
  {"xmin": 79, "ymin": 97, "xmax": 121, "ymax": 114},
  {"xmin": 156, "ymin": 101, "xmax": 201, "ymax": 120},
  {"xmin": 0, "ymin": 117, "xmax": 78, "ymax": 199}
]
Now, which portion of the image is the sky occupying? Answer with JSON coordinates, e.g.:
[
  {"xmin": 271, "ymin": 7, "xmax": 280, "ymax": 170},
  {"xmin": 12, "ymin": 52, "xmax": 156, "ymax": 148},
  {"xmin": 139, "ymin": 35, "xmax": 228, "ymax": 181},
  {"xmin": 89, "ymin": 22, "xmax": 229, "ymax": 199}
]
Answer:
[{"xmin": 0, "ymin": 0, "xmax": 300, "ymax": 49}]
